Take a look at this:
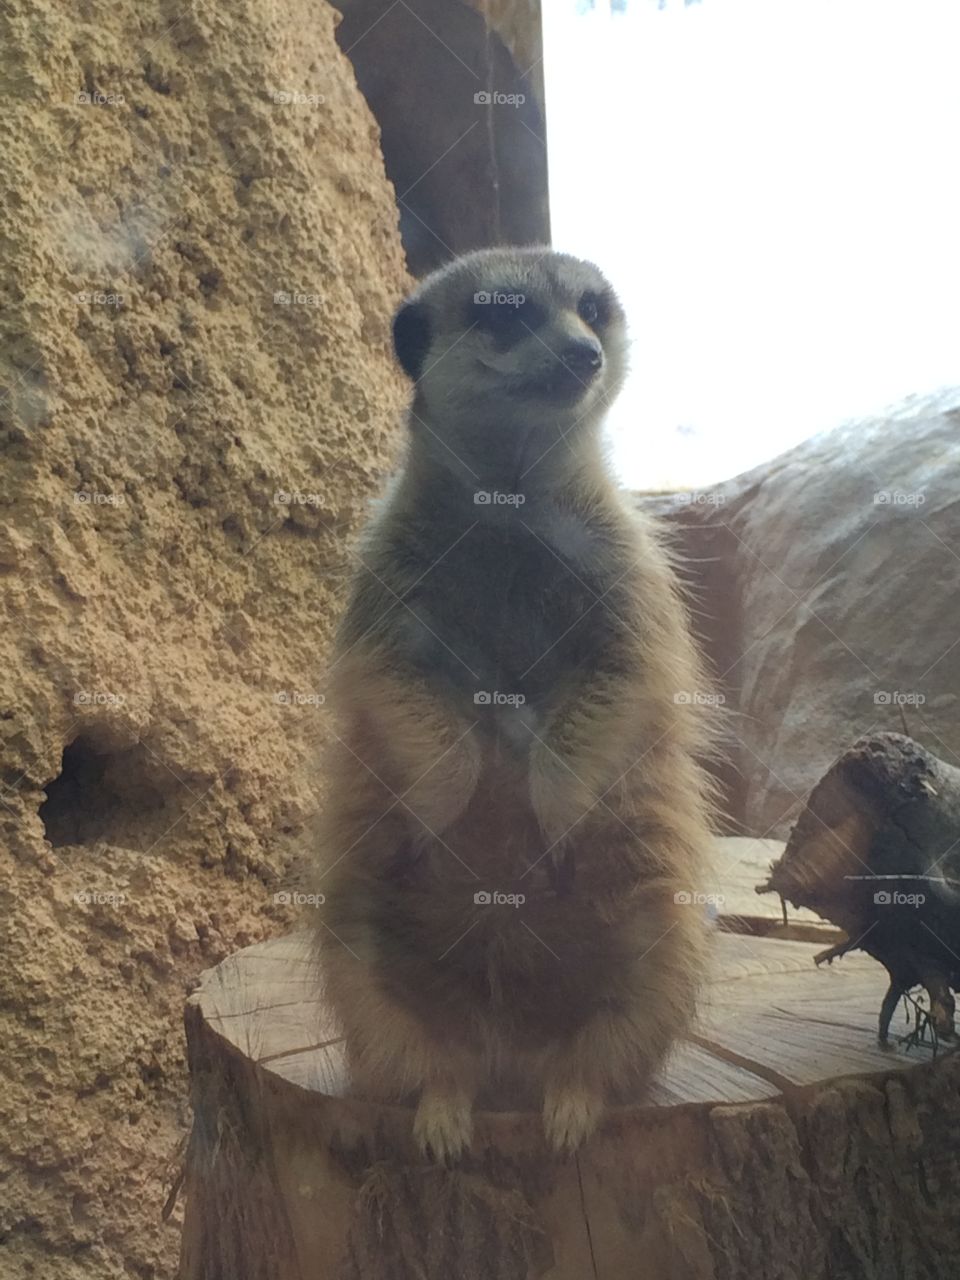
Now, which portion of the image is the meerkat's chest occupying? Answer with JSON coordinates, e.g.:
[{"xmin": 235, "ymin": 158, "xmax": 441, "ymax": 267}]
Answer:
[{"xmin": 401, "ymin": 516, "xmax": 633, "ymax": 704}]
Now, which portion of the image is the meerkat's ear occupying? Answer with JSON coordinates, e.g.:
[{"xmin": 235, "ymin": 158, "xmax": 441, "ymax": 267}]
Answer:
[{"xmin": 392, "ymin": 301, "xmax": 431, "ymax": 381}]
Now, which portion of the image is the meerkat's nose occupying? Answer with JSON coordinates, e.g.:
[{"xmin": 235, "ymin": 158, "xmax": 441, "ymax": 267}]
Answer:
[{"xmin": 560, "ymin": 337, "xmax": 603, "ymax": 380}]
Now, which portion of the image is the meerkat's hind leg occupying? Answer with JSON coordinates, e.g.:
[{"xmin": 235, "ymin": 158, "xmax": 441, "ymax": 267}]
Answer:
[{"xmin": 413, "ymin": 1079, "xmax": 476, "ymax": 1165}]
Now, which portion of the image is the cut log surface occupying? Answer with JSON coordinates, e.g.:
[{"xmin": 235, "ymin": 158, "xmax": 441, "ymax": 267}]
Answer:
[
  {"xmin": 180, "ymin": 839, "xmax": 960, "ymax": 1280},
  {"xmin": 707, "ymin": 835, "xmax": 844, "ymax": 945}
]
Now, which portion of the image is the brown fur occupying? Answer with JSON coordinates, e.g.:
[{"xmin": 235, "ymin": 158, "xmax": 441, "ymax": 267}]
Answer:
[{"xmin": 309, "ymin": 248, "xmax": 719, "ymax": 1159}]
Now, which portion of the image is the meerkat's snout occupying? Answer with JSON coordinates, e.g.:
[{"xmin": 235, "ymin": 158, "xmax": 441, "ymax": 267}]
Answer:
[
  {"xmin": 537, "ymin": 322, "xmax": 604, "ymax": 403},
  {"xmin": 559, "ymin": 335, "xmax": 603, "ymax": 379}
]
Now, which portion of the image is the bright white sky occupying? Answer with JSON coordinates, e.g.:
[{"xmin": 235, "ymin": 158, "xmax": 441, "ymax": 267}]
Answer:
[{"xmin": 544, "ymin": 0, "xmax": 960, "ymax": 488}]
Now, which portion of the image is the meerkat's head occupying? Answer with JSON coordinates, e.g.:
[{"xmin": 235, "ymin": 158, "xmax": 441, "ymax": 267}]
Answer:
[{"xmin": 392, "ymin": 247, "xmax": 628, "ymax": 459}]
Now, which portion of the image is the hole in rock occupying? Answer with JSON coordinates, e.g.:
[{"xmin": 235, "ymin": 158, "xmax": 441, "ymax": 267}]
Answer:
[{"xmin": 40, "ymin": 735, "xmax": 189, "ymax": 851}]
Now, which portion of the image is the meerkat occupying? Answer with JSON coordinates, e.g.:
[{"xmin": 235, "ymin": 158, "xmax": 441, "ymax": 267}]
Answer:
[{"xmin": 311, "ymin": 246, "xmax": 719, "ymax": 1161}]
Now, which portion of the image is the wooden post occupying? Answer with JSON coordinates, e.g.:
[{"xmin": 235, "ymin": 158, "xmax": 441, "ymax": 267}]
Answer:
[{"xmin": 178, "ymin": 868, "xmax": 960, "ymax": 1278}]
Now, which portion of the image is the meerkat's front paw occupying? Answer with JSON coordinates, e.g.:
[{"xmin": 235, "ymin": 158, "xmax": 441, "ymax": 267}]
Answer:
[
  {"xmin": 413, "ymin": 1086, "xmax": 474, "ymax": 1164},
  {"xmin": 542, "ymin": 1084, "xmax": 604, "ymax": 1154},
  {"xmin": 530, "ymin": 746, "xmax": 598, "ymax": 841}
]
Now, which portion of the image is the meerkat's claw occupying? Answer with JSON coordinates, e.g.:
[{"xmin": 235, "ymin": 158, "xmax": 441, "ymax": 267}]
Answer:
[
  {"xmin": 413, "ymin": 1088, "xmax": 473, "ymax": 1164},
  {"xmin": 542, "ymin": 1085, "xmax": 604, "ymax": 1154}
]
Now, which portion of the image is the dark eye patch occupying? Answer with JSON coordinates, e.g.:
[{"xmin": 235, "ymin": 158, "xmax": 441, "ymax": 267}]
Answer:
[
  {"xmin": 577, "ymin": 288, "xmax": 612, "ymax": 330},
  {"xmin": 466, "ymin": 290, "xmax": 546, "ymax": 349}
]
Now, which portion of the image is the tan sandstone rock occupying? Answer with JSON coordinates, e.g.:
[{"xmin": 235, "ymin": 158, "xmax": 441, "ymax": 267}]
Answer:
[
  {"xmin": 0, "ymin": 1, "xmax": 408, "ymax": 1275},
  {"xmin": 647, "ymin": 389, "xmax": 960, "ymax": 840}
]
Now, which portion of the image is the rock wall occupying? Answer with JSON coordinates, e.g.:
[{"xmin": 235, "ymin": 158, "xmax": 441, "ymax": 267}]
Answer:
[
  {"xmin": 646, "ymin": 389, "xmax": 960, "ymax": 839},
  {"xmin": 0, "ymin": 1, "xmax": 408, "ymax": 1275}
]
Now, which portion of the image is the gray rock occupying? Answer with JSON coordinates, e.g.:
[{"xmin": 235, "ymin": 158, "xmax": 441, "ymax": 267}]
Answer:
[{"xmin": 641, "ymin": 388, "xmax": 960, "ymax": 837}]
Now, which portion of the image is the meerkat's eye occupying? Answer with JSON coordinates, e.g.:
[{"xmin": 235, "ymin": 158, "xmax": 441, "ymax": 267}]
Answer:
[
  {"xmin": 577, "ymin": 292, "xmax": 604, "ymax": 328},
  {"xmin": 469, "ymin": 292, "xmax": 544, "ymax": 349}
]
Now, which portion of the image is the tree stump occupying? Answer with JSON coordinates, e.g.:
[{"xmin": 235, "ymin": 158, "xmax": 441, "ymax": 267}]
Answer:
[{"xmin": 179, "ymin": 840, "xmax": 960, "ymax": 1280}]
